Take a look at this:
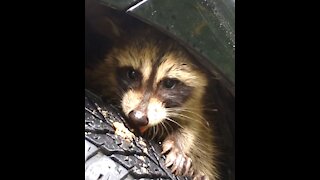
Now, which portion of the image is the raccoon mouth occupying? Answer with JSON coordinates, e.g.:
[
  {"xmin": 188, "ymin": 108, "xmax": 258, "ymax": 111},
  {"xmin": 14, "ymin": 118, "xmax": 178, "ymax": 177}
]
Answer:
[
  {"xmin": 139, "ymin": 126, "xmax": 149, "ymax": 134},
  {"xmin": 126, "ymin": 116, "xmax": 149, "ymax": 134},
  {"xmin": 127, "ymin": 110, "xmax": 150, "ymax": 133}
]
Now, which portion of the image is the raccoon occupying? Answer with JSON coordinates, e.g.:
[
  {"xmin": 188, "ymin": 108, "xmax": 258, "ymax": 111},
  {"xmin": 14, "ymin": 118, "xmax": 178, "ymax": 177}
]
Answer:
[{"xmin": 86, "ymin": 23, "xmax": 220, "ymax": 179}]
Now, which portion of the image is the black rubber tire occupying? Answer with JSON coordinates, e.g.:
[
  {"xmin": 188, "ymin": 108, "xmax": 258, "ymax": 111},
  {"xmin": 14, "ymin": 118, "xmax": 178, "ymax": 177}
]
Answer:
[{"xmin": 85, "ymin": 89, "xmax": 190, "ymax": 180}]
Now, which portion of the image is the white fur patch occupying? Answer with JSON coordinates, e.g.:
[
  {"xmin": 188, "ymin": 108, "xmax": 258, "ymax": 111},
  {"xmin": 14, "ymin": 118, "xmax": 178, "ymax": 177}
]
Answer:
[
  {"xmin": 147, "ymin": 98, "xmax": 167, "ymax": 126},
  {"xmin": 121, "ymin": 90, "xmax": 142, "ymax": 116}
]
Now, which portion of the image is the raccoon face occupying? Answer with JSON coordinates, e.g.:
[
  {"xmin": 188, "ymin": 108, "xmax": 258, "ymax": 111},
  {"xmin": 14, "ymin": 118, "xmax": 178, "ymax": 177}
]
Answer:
[
  {"xmin": 106, "ymin": 39, "xmax": 208, "ymax": 133},
  {"xmin": 119, "ymin": 68, "xmax": 193, "ymax": 129}
]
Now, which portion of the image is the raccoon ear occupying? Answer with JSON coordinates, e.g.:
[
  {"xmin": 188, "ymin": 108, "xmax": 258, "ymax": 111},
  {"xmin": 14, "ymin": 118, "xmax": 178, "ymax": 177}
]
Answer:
[{"xmin": 85, "ymin": 0, "xmax": 124, "ymax": 41}]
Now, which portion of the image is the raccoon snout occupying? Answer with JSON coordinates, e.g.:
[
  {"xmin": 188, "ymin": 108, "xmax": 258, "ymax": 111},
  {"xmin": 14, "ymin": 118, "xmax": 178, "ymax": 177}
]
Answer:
[{"xmin": 128, "ymin": 110, "xmax": 149, "ymax": 126}]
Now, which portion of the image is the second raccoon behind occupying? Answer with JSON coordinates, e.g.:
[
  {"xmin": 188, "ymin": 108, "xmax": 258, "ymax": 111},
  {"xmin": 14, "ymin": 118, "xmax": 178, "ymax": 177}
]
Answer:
[{"xmin": 86, "ymin": 19, "xmax": 221, "ymax": 180}]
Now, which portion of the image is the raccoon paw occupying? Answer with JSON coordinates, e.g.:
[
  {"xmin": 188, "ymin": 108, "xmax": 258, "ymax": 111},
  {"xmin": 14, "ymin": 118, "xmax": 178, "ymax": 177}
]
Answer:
[
  {"xmin": 161, "ymin": 139, "xmax": 193, "ymax": 176},
  {"xmin": 192, "ymin": 173, "xmax": 209, "ymax": 180}
]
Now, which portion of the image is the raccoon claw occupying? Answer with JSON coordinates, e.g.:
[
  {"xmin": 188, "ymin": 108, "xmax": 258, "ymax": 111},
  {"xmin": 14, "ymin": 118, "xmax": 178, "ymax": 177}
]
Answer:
[
  {"xmin": 183, "ymin": 157, "xmax": 192, "ymax": 176},
  {"xmin": 162, "ymin": 140, "xmax": 193, "ymax": 176},
  {"xmin": 161, "ymin": 139, "xmax": 174, "ymax": 154},
  {"xmin": 192, "ymin": 173, "xmax": 209, "ymax": 180},
  {"xmin": 165, "ymin": 148, "xmax": 193, "ymax": 176}
]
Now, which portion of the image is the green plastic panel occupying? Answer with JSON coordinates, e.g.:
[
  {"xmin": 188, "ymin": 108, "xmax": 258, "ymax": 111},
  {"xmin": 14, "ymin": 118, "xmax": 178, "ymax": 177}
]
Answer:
[
  {"xmin": 99, "ymin": 0, "xmax": 235, "ymax": 94},
  {"xmin": 99, "ymin": 0, "xmax": 141, "ymax": 10}
]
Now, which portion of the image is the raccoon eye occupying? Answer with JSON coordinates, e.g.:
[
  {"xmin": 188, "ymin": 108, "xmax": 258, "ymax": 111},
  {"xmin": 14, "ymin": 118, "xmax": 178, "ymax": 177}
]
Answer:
[
  {"xmin": 163, "ymin": 78, "xmax": 179, "ymax": 89},
  {"xmin": 127, "ymin": 69, "xmax": 139, "ymax": 81}
]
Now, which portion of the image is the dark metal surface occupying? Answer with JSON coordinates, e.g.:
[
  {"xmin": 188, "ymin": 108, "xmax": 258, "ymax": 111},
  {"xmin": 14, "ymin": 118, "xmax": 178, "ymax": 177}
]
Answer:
[{"xmin": 98, "ymin": 0, "xmax": 235, "ymax": 95}]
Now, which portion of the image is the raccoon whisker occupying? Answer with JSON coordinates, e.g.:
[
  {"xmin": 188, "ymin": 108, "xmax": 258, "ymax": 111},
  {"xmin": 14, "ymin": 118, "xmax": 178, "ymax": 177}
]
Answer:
[
  {"xmin": 171, "ymin": 113, "xmax": 206, "ymax": 126},
  {"xmin": 160, "ymin": 124, "xmax": 166, "ymax": 139},
  {"xmin": 147, "ymin": 127, "xmax": 153, "ymax": 140},
  {"xmin": 176, "ymin": 107, "xmax": 219, "ymax": 112},
  {"xmin": 167, "ymin": 112, "xmax": 207, "ymax": 127},
  {"xmin": 204, "ymin": 108, "xmax": 219, "ymax": 112},
  {"xmin": 150, "ymin": 126, "xmax": 156, "ymax": 141},
  {"xmin": 159, "ymin": 122, "xmax": 165, "ymax": 139},
  {"xmin": 162, "ymin": 120, "xmax": 173, "ymax": 135},
  {"xmin": 160, "ymin": 121, "xmax": 170, "ymax": 138},
  {"xmin": 166, "ymin": 108, "xmax": 207, "ymax": 123},
  {"xmin": 165, "ymin": 117, "xmax": 185, "ymax": 130},
  {"xmin": 154, "ymin": 126, "xmax": 158, "ymax": 139},
  {"xmin": 169, "ymin": 109, "xmax": 208, "ymax": 123},
  {"xmin": 164, "ymin": 120, "xmax": 174, "ymax": 133},
  {"xmin": 167, "ymin": 107, "xmax": 205, "ymax": 114},
  {"xmin": 161, "ymin": 121, "xmax": 169, "ymax": 135},
  {"xmin": 167, "ymin": 114, "xmax": 201, "ymax": 126},
  {"xmin": 155, "ymin": 124, "xmax": 160, "ymax": 137},
  {"xmin": 159, "ymin": 123, "xmax": 163, "ymax": 138},
  {"xmin": 167, "ymin": 107, "xmax": 218, "ymax": 114},
  {"xmin": 167, "ymin": 107, "xmax": 202, "ymax": 111}
]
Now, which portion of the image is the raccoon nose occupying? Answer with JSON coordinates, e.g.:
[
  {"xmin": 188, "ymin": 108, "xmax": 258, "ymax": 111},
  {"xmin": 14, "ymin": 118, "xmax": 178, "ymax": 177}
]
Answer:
[{"xmin": 128, "ymin": 110, "xmax": 149, "ymax": 126}]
